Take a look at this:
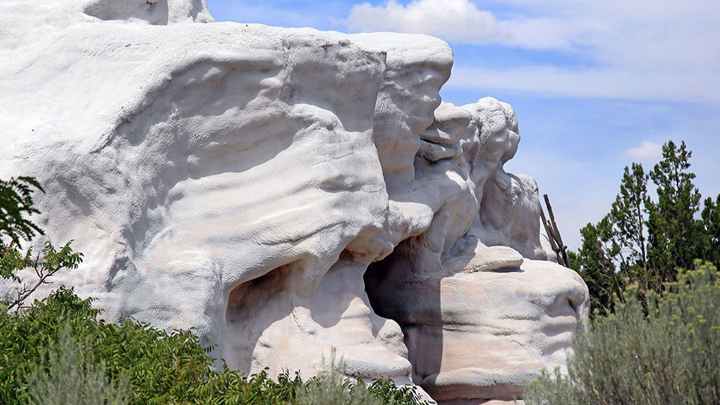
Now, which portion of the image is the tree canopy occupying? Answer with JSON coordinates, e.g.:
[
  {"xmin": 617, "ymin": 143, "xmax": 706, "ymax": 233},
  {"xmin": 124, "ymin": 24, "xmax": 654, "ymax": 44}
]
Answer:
[{"xmin": 572, "ymin": 140, "xmax": 720, "ymax": 317}]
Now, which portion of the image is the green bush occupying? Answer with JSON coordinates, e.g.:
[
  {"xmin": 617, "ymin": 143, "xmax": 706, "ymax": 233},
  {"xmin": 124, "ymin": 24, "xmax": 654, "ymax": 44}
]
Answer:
[
  {"xmin": 524, "ymin": 261, "xmax": 720, "ymax": 405},
  {"xmin": 0, "ymin": 288, "xmax": 430, "ymax": 405},
  {"xmin": 25, "ymin": 326, "xmax": 130, "ymax": 405},
  {"xmin": 0, "ymin": 287, "xmax": 276, "ymax": 404}
]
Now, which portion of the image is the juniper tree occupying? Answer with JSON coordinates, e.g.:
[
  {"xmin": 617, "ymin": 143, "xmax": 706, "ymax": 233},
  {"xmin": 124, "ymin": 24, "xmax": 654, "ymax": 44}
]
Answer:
[{"xmin": 573, "ymin": 163, "xmax": 649, "ymax": 312}]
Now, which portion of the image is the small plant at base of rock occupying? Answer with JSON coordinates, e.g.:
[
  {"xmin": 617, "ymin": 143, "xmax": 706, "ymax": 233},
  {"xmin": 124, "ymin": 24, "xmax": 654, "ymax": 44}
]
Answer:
[{"xmin": 298, "ymin": 349, "xmax": 432, "ymax": 405}]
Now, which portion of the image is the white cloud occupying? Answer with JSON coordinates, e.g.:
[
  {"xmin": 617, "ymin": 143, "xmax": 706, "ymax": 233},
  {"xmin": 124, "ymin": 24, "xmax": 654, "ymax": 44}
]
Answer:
[
  {"xmin": 623, "ymin": 141, "xmax": 663, "ymax": 163},
  {"xmin": 340, "ymin": 0, "xmax": 720, "ymax": 104},
  {"xmin": 340, "ymin": 0, "xmax": 608, "ymax": 49},
  {"xmin": 341, "ymin": 0, "xmax": 501, "ymax": 43}
]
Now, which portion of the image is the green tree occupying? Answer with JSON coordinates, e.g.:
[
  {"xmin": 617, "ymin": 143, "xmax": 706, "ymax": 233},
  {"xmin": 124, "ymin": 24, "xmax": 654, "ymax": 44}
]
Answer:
[
  {"xmin": 572, "ymin": 140, "xmax": 718, "ymax": 313},
  {"xmin": 571, "ymin": 163, "xmax": 652, "ymax": 312},
  {"xmin": 0, "ymin": 177, "xmax": 44, "ymax": 247},
  {"xmin": 1, "ymin": 177, "xmax": 44, "ymax": 283},
  {"xmin": 603, "ymin": 162, "xmax": 653, "ymax": 293},
  {"xmin": 646, "ymin": 140, "xmax": 703, "ymax": 285}
]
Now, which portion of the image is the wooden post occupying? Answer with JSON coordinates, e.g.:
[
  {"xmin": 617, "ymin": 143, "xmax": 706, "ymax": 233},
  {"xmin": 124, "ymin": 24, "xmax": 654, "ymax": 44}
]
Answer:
[{"xmin": 541, "ymin": 194, "xmax": 569, "ymax": 268}]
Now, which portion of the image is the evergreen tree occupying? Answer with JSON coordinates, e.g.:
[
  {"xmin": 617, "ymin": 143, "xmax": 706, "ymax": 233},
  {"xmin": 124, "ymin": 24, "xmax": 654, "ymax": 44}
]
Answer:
[
  {"xmin": 607, "ymin": 163, "xmax": 650, "ymax": 291},
  {"xmin": 571, "ymin": 140, "xmax": 718, "ymax": 315},
  {"xmin": 646, "ymin": 140, "xmax": 703, "ymax": 285}
]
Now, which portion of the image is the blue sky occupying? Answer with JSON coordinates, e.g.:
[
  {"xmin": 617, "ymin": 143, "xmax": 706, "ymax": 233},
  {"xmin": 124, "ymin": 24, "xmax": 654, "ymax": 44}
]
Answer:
[{"xmin": 206, "ymin": 0, "xmax": 720, "ymax": 250}]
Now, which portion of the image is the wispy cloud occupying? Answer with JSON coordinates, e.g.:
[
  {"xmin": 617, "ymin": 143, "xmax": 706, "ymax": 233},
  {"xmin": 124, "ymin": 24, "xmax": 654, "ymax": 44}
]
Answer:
[
  {"xmin": 623, "ymin": 141, "xmax": 663, "ymax": 163},
  {"xmin": 340, "ymin": 0, "xmax": 501, "ymax": 43},
  {"xmin": 340, "ymin": 0, "xmax": 720, "ymax": 104},
  {"xmin": 339, "ymin": 0, "xmax": 606, "ymax": 49}
]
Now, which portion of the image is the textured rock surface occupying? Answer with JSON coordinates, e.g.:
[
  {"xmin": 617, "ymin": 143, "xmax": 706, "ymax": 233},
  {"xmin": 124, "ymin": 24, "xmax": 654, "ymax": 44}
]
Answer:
[
  {"xmin": 0, "ymin": 1, "xmax": 589, "ymax": 403},
  {"xmin": 363, "ymin": 96, "xmax": 589, "ymax": 403}
]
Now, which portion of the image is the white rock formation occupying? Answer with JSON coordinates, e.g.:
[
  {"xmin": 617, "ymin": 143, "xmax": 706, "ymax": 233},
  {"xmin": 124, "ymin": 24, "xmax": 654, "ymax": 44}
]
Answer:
[
  {"xmin": 0, "ymin": 1, "xmax": 589, "ymax": 403},
  {"xmin": 364, "ymin": 97, "xmax": 589, "ymax": 403}
]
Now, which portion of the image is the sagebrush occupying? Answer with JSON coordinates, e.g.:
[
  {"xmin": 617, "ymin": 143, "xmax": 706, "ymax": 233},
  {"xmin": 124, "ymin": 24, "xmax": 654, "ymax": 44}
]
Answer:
[{"xmin": 524, "ymin": 261, "xmax": 720, "ymax": 405}]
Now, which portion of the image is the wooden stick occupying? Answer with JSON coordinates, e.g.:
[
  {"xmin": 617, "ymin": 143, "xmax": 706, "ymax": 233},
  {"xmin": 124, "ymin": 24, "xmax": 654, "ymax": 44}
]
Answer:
[
  {"xmin": 539, "ymin": 207, "xmax": 555, "ymax": 250},
  {"xmin": 543, "ymin": 194, "xmax": 569, "ymax": 268},
  {"xmin": 540, "ymin": 202, "xmax": 564, "ymax": 265}
]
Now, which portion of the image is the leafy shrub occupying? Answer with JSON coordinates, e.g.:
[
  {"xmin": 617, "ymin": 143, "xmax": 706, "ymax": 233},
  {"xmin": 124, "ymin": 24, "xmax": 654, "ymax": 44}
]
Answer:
[
  {"xmin": 0, "ymin": 176, "xmax": 43, "ymax": 248},
  {"xmin": 524, "ymin": 261, "xmax": 720, "ymax": 405},
  {"xmin": 1, "ymin": 288, "xmax": 234, "ymax": 404},
  {"xmin": 1, "ymin": 176, "xmax": 82, "ymax": 311},
  {"xmin": 0, "ymin": 288, "xmax": 430, "ymax": 405}
]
